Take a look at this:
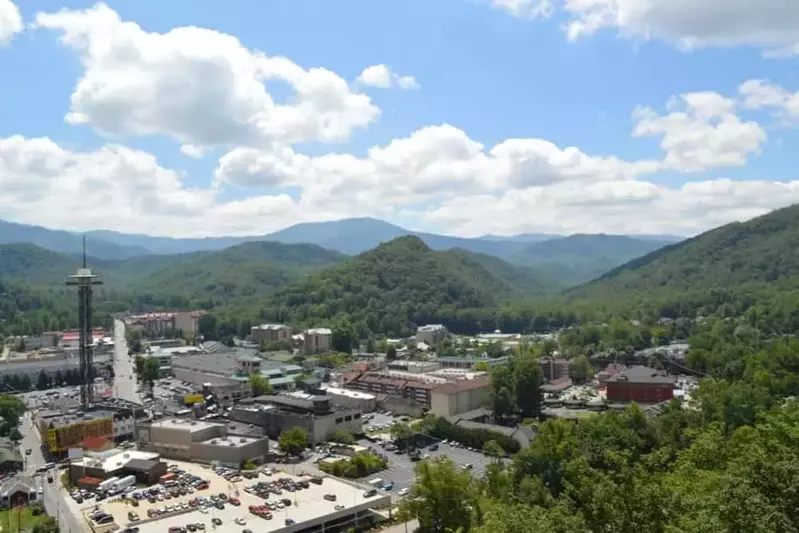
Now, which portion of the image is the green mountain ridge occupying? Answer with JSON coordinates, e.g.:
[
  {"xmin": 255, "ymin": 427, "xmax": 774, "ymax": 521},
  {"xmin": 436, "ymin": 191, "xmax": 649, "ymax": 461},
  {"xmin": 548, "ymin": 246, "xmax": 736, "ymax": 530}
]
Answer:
[
  {"xmin": 566, "ymin": 204, "xmax": 799, "ymax": 319},
  {"xmin": 258, "ymin": 236, "xmax": 545, "ymax": 337}
]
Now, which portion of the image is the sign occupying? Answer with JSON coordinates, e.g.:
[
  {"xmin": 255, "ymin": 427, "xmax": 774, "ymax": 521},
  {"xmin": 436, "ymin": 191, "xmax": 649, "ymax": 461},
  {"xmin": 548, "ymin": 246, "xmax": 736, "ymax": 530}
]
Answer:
[
  {"xmin": 68, "ymin": 448, "xmax": 84, "ymax": 460},
  {"xmin": 184, "ymin": 394, "xmax": 204, "ymax": 406}
]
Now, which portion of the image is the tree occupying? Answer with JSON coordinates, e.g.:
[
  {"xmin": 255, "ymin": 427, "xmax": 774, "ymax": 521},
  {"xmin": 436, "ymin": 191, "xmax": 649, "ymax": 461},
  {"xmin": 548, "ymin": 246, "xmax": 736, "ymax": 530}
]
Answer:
[
  {"xmin": 514, "ymin": 354, "xmax": 543, "ymax": 419},
  {"xmin": 482, "ymin": 439, "xmax": 504, "ymax": 458},
  {"xmin": 136, "ymin": 357, "xmax": 160, "ymax": 390},
  {"xmin": 0, "ymin": 394, "xmax": 26, "ymax": 428},
  {"xmin": 569, "ymin": 355, "xmax": 594, "ymax": 385},
  {"xmin": 332, "ymin": 322, "xmax": 355, "ymax": 354},
  {"xmin": 249, "ymin": 373, "xmax": 273, "ymax": 397},
  {"xmin": 390, "ymin": 422, "xmax": 413, "ymax": 442},
  {"xmin": 490, "ymin": 365, "xmax": 516, "ymax": 419},
  {"xmin": 278, "ymin": 427, "xmax": 309, "ymax": 456},
  {"xmin": 386, "ymin": 345, "xmax": 398, "ymax": 361},
  {"xmin": 330, "ymin": 429, "xmax": 356, "ymax": 445},
  {"xmin": 473, "ymin": 361, "xmax": 490, "ymax": 372},
  {"xmin": 36, "ymin": 370, "xmax": 49, "ymax": 391},
  {"xmin": 398, "ymin": 457, "xmax": 478, "ymax": 533}
]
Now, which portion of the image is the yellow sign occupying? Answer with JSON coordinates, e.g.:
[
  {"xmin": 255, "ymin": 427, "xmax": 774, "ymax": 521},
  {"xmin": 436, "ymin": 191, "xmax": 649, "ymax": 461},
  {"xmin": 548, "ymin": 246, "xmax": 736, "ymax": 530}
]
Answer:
[
  {"xmin": 184, "ymin": 394, "xmax": 204, "ymax": 406},
  {"xmin": 47, "ymin": 429, "xmax": 57, "ymax": 452}
]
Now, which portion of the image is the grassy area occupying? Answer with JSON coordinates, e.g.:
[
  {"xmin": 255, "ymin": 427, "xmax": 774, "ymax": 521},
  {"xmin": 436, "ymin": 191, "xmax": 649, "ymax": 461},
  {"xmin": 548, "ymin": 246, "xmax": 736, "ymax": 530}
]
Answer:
[{"xmin": 0, "ymin": 506, "xmax": 50, "ymax": 533}]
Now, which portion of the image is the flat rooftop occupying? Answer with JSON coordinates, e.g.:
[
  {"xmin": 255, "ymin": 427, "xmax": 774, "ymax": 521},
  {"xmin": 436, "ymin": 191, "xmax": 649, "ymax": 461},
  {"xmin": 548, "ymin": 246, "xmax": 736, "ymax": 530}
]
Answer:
[
  {"xmin": 150, "ymin": 418, "xmax": 219, "ymax": 432},
  {"xmin": 198, "ymin": 435, "xmax": 263, "ymax": 448},
  {"xmin": 171, "ymin": 351, "xmax": 298, "ymax": 376},
  {"xmin": 73, "ymin": 449, "xmax": 160, "ymax": 472},
  {"xmin": 103, "ymin": 461, "xmax": 391, "ymax": 533},
  {"xmin": 38, "ymin": 409, "xmax": 117, "ymax": 428}
]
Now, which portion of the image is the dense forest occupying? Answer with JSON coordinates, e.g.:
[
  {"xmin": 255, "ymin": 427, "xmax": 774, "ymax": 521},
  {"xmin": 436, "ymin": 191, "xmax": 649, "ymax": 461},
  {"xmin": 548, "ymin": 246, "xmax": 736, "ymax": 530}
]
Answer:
[{"xmin": 399, "ymin": 314, "xmax": 799, "ymax": 533}]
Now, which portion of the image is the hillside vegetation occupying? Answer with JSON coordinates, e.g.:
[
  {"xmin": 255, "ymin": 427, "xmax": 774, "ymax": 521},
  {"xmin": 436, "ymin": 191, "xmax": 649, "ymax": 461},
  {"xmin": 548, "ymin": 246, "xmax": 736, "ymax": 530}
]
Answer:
[
  {"xmin": 566, "ymin": 204, "xmax": 799, "ymax": 322},
  {"xmin": 259, "ymin": 236, "xmax": 548, "ymax": 337}
]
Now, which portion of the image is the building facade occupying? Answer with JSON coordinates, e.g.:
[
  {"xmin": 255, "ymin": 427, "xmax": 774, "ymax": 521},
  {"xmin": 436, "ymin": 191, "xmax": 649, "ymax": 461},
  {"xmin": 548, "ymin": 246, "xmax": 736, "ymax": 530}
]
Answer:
[
  {"xmin": 415, "ymin": 324, "xmax": 448, "ymax": 345},
  {"xmin": 136, "ymin": 419, "xmax": 269, "ymax": 467},
  {"xmin": 303, "ymin": 328, "xmax": 332, "ymax": 354},
  {"xmin": 251, "ymin": 324, "xmax": 292, "ymax": 344},
  {"xmin": 606, "ymin": 366, "xmax": 677, "ymax": 403},
  {"xmin": 229, "ymin": 395, "xmax": 363, "ymax": 445},
  {"xmin": 345, "ymin": 369, "xmax": 490, "ymax": 417}
]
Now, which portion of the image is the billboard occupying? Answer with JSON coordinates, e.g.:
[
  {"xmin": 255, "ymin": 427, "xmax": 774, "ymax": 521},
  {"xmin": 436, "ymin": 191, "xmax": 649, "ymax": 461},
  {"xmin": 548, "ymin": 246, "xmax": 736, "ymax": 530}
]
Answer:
[
  {"xmin": 184, "ymin": 394, "xmax": 204, "ymax": 406},
  {"xmin": 68, "ymin": 448, "xmax": 84, "ymax": 460}
]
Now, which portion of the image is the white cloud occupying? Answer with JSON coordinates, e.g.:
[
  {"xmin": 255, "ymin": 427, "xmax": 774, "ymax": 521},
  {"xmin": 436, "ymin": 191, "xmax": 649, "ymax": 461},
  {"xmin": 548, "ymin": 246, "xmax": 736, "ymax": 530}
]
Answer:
[
  {"xmin": 0, "ymin": 0, "xmax": 22, "ymax": 44},
  {"xmin": 490, "ymin": 0, "xmax": 554, "ymax": 19},
  {"xmin": 632, "ymin": 91, "xmax": 766, "ymax": 172},
  {"xmin": 738, "ymin": 79, "xmax": 799, "ymax": 123},
  {"xmin": 420, "ymin": 178, "xmax": 799, "ymax": 237},
  {"xmin": 563, "ymin": 0, "xmax": 799, "ymax": 55},
  {"xmin": 356, "ymin": 64, "xmax": 419, "ymax": 90},
  {"xmin": 214, "ymin": 124, "xmax": 660, "ymax": 208},
  {"xmin": 33, "ymin": 3, "xmax": 380, "ymax": 148},
  {"xmin": 4, "ymin": 4, "xmax": 796, "ymax": 240}
]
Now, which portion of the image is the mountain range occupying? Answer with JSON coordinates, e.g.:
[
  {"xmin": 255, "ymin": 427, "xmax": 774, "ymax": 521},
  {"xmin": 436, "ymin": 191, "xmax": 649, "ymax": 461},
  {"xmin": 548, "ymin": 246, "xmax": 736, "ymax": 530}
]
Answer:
[
  {"xmin": 0, "ymin": 217, "xmax": 680, "ymax": 287},
  {"xmin": 568, "ymin": 203, "xmax": 799, "ymax": 317}
]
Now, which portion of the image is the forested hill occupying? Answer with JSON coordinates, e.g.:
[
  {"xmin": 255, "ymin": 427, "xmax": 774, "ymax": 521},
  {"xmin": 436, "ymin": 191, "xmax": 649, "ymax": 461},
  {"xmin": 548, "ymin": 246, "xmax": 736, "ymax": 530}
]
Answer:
[
  {"xmin": 570, "ymin": 203, "xmax": 799, "ymax": 305},
  {"xmin": 0, "ymin": 240, "xmax": 346, "ymax": 310},
  {"xmin": 261, "ymin": 236, "xmax": 547, "ymax": 337}
]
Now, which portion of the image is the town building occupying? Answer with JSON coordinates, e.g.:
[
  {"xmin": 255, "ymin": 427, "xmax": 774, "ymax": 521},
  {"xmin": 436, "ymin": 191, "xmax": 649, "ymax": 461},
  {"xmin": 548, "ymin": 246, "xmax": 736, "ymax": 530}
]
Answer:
[
  {"xmin": 124, "ymin": 311, "xmax": 207, "ymax": 335},
  {"xmin": 597, "ymin": 363, "xmax": 627, "ymax": 387},
  {"xmin": 170, "ymin": 351, "xmax": 304, "ymax": 404},
  {"xmin": 0, "ymin": 476, "xmax": 38, "ymax": 509},
  {"xmin": 540, "ymin": 357, "xmax": 571, "ymax": 381},
  {"xmin": 433, "ymin": 355, "xmax": 512, "ymax": 370},
  {"xmin": 386, "ymin": 360, "xmax": 441, "ymax": 373},
  {"xmin": 0, "ymin": 353, "xmax": 109, "ymax": 382},
  {"xmin": 301, "ymin": 328, "xmax": 332, "ymax": 353},
  {"xmin": 345, "ymin": 369, "xmax": 490, "ymax": 417},
  {"xmin": 229, "ymin": 395, "xmax": 363, "ymax": 445},
  {"xmin": 35, "ymin": 402, "xmax": 141, "ymax": 457},
  {"xmin": 415, "ymin": 324, "xmax": 448, "ymax": 345},
  {"xmin": 58, "ymin": 329, "xmax": 109, "ymax": 352},
  {"xmin": 136, "ymin": 418, "xmax": 270, "ymax": 467},
  {"xmin": 0, "ymin": 440, "xmax": 22, "ymax": 474},
  {"xmin": 322, "ymin": 386, "xmax": 377, "ymax": 413},
  {"xmin": 605, "ymin": 365, "xmax": 677, "ymax": 403},
  {"xmin": 251, "ymin": 324, "xmax": 292, "ymax": 345},
  {"xmin": 68, "ymin": 448, "xmax": 168, "ymax": 485}
]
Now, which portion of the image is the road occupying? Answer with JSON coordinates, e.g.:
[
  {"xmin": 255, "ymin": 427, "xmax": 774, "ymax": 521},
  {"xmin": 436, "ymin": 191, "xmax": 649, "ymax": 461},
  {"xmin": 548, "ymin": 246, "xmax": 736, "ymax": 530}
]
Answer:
[
  {"xmin": 113, "ymin": 319, "xmax": 141, "ymax": 404},
  {"xmin": 21, "ymin": 412, "xmax": 86, "ymax": 533}
]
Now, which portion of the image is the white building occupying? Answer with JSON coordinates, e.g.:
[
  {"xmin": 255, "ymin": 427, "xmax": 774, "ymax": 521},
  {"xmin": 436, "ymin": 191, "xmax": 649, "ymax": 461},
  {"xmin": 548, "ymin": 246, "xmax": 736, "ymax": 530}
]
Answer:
[
  {"xmin": 416, "ymin": 324, "xmax": 448, "ymax": 345},
  {"xmin": 322, "ymin": 386, "xmax": 377, "ymax": 413}
]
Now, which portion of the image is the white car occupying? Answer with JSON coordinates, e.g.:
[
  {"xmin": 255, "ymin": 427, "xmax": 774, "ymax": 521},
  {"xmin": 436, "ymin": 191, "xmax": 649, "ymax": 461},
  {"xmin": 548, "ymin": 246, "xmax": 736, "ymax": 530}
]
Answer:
[
  {"xmin": 234, "ymin": 518, "xmax": 246, "ymax": 526},
  {"xmin": 398, "ymin": 488, "xmax": 410, "ymax": 497}
]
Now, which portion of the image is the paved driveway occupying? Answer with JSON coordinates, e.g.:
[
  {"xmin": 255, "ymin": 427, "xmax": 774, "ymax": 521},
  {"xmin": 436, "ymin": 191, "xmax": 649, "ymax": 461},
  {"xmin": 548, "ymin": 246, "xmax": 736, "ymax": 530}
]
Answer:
[{"xmin": 359, "ymin": 439, "xmax": 496, "ymax": 494}]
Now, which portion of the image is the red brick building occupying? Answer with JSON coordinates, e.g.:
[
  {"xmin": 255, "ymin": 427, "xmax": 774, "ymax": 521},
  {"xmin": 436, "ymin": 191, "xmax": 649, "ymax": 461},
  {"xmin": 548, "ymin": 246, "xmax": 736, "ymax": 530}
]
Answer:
[{"xmin": 606, "ymin": 366, "xmax": 676, "ymax": 403}]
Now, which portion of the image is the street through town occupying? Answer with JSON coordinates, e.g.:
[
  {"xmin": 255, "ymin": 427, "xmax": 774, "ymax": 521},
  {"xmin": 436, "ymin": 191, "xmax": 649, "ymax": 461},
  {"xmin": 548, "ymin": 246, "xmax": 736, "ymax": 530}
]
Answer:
[
  {"xmin": 21, "ymin": 412, "xmax": 85, "ymax": 533},
  {"xmin": 112, "ymin": 319, "xmax": 140, "ymax": 404}
]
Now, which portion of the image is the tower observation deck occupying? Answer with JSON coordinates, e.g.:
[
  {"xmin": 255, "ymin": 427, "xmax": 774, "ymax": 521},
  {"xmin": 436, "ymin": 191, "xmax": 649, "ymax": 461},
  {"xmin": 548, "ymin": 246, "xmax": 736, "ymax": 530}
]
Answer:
[{"xmin": 65, "ymin": 238, "xmax": 103, "ymax": 410}]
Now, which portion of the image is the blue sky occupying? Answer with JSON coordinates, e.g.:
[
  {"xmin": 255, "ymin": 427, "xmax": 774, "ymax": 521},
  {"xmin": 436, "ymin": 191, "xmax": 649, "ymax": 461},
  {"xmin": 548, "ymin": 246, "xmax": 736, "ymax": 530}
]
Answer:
[{"xmin": 0, "ymin": 0, "xmax": 798, "ymax": 237}]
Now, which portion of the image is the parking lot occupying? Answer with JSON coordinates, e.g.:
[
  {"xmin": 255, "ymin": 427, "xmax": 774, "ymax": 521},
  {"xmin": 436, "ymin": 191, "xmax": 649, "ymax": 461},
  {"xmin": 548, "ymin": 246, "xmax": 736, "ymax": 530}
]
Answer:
[
  {"xmin": 82, "ymin": 459, "xmax": 388, "ymax": 533},
  {"xmin": 356, "ymin": 439, "xmax": 496, "ymax": 495}
]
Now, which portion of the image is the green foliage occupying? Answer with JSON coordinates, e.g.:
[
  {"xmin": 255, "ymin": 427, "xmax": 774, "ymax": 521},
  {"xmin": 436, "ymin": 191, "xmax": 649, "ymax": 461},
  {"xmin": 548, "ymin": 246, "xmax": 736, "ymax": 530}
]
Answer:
[
  {"xmin": 317, "ymin": 451, "xmax": 386, "ymax": 478},
  {"xmin": 329, "ymin": 429, "xmax": 356, "ymax": 445},
  {"xmin": 398, "ymin": 456, "xmax": 479, "ymax": 533},
  {"xmin": 278, "ymin": 427, "xmax": 308, "ymax": 456},
  {"xmin": 240, "ymin": 460, "xmax": 257, "ymax": 471},
  {"xmin": 259, "ymin": 237, "xmax": 548, "ymax": 337},
  {"xmin": 134, "ymin": 356, "xmax": 159, "ymax": 389},
  {"xmin": 404, "ymin": 323, "xmax": 799, "ymax": 533},
  {"xmin": 248, "ymin": 373, "xmax": 273, "ymax": 396}
]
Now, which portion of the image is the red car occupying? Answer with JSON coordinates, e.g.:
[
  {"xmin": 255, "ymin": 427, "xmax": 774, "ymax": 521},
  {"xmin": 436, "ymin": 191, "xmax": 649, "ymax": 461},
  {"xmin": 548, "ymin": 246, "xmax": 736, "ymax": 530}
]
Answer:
[{"xmin": 229, "ymin": 498, "xmax": 240, "ymax": 506}]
